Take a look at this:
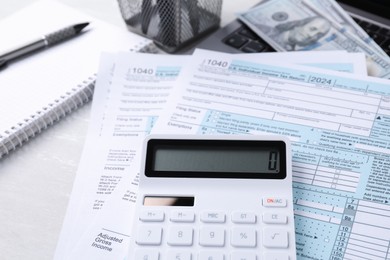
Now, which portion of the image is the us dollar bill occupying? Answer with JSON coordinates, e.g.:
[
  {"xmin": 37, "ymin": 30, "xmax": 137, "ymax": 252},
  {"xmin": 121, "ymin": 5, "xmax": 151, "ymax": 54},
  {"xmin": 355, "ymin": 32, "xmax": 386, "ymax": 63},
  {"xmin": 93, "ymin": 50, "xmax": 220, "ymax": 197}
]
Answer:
[
  {"xmin": 237, "ymin": 0, "xmax": 390, "ymax": 78},
  {"xmin": 309, "ymin": 0, "xmax": 387, "ymax": 57}
]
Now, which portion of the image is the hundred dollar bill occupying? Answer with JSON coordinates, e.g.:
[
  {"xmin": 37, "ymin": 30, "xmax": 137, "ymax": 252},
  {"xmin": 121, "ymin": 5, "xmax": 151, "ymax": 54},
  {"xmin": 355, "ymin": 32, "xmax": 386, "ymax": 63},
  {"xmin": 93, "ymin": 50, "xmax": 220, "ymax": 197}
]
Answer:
[
  {"xmin": 309, "ymin": 0, "xmax": 388, "ymax": 57},
  {"xmin": 237, "ymin": 0, "xmax": 390, "ymax": 78},
  {"xmin": 300, "ymin": 0, "xmax": 390, "ymax": 78}
]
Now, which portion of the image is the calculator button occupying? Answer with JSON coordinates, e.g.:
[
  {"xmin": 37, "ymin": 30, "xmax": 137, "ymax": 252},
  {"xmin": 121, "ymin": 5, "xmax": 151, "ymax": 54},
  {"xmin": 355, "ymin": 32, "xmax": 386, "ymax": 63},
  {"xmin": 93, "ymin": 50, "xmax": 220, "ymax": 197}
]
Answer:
[
  {"xmin": 262, "ymin": 213, "xmax": 288, "ymax": 224},
  {"xmin": 135, "ymin": 249, "xmax": 159, "ymax": 260},
  {"xmin": 199, "ymin": 226, "xmax": 225, "ymax": 247},
  {"xmin": 201, "ymin": 211, "xmax": 226, "ymax": 223},
  {"xmin": 139, "ymin": 210, "xmax": 165, "ymax": 222},
  {"xmin": 231, "ymin": 227, "xmax": 257, "ymax": 247},
  {"xmin": 263, "ymin": 252, "xmax": 289, "ymax": 260},
  {"xmin": 167, "ymin": 250, "xmax": 192, "ymax": 260},
  {"xmin": 136, "ymin": 226, "xmax": 162, "ymax": 245},
  {"xmin": 231, "ymin": 212, "xmax": 256, "ymax": 224},
  {"xmin": 198, "ymin": 251, "xmax": 225, "ymax": 260},
  {"xmin": 167, "ymin": 226, "xmax": 194, "ymax": 246},
  {"xmin": 231, "ymin": 251, "xmax": 257, "ymax": 260},
  {"xmin": 263, "ymin": 228, "xmax": 289, "ymax": 248},
  {"xmin": 262, "ymin": 198, "xmax": 287, "ymax": 207},
  {"xmin": 170, "ymin": 211, "xmax": 195, "ymax": 223}
]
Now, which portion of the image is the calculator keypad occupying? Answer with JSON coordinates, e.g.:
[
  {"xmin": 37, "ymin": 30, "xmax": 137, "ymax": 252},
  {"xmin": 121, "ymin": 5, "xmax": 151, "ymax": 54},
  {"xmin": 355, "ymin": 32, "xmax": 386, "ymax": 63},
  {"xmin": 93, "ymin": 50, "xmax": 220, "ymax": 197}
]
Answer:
[
  {"xmin": 231, "ymin": 212, "xmax": 256, "ymax": 224},
  {"xmin": 263, "ymin": 228, "xmax": 289, "ymax": 248},
  {"xmin": 199, "ymin": 226, "xmax": 225, "ymax": 247},
  {"xmin": 167, "ymin": 226, "xmax": 194, "ymax": 246},
  {"xmin": 170, "ymin": 211, "xmax": 195, "ymax": 223},
  {"xmin": 135, "ymin": 250, "xmax": 159, "ymax": 260},
  {"xmin": 139, "ymin": 210, "xmax": 165, "ymax": 222},
  {"xmin": 136, "ymin": 226, "xmax": 162, "ymax": 245},
  {"xmin": 201, "ymin": 211, "xmax": 226, "ymax": 223},
  {"xmin": 167, "ymin": 251, "xmax": 192, "ymax": 260},
  {"xmin": 134, "ymin": 198, "xmax": 292, "ymax": 260},
  {"xmin": 231, "ymin": 227, "xmax": 256, "ymax": 247}
]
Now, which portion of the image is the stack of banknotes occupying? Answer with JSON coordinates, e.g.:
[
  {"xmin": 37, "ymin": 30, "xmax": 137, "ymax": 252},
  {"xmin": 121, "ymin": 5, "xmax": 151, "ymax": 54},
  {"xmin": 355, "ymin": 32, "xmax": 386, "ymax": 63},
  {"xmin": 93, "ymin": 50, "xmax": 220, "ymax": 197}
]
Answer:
[{"xmin": 238, "ymin": 0, "xmax": 390, "ymax": 78}]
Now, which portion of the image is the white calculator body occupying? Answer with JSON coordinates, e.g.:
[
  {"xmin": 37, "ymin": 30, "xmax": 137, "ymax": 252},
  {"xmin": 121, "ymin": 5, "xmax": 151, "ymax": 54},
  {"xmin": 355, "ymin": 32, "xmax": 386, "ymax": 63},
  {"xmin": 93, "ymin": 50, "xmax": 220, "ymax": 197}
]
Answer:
[{"xmin": 129, "ymin": 135, "xmax": 296, "ymax": 260}]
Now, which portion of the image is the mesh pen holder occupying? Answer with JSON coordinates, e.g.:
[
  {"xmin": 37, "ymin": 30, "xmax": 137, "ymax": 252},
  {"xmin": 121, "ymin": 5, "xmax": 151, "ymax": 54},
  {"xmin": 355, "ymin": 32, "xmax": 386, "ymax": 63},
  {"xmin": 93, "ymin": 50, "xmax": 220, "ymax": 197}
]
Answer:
[{"xmin": 117, "ymin": 0, "xmax": 222, "ymax": 53}]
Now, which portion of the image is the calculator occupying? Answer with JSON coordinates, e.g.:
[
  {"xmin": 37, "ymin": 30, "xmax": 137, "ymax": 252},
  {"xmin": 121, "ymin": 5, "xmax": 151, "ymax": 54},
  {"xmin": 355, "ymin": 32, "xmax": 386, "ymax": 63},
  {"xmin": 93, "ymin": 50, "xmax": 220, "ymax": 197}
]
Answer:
[{"xmin": 129, "ymin": 135, "xmax": 296, "ymax": 260}]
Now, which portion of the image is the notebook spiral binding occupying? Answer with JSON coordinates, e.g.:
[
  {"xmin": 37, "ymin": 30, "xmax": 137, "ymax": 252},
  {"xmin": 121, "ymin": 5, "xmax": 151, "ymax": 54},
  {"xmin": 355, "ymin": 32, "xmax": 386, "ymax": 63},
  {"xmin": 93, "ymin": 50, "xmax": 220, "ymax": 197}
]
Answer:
[
  {"xmin": 0, "ymin": 41, "xmax": 159, "ymax": 159},
  {"xmin": 0, "ymin": 75, "xmax": 96, "ymax": 158}
]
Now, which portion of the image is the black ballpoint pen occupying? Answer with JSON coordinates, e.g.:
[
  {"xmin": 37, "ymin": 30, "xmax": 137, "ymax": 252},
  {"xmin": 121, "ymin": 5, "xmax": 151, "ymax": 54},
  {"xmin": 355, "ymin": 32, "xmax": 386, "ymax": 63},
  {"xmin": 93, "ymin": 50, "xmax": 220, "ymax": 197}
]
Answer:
[{"xmin": 0, "ymin": 22, "xmax": 89, "ymax": 70}]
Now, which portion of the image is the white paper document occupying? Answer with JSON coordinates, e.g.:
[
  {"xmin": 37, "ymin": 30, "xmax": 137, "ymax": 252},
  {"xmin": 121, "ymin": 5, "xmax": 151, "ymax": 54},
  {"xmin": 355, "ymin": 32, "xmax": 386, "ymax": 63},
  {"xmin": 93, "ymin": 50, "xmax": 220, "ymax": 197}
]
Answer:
[
  {"xmin": 151, "ymin": 49, "xmax": 390, "ymax": 260},
  {"xmin": 55, "ymin": 52, "xmax": 188, "ymax": 259},
  {"xmin": 60, "ymin": 50, "xmax": 374, "ymax": 260}
]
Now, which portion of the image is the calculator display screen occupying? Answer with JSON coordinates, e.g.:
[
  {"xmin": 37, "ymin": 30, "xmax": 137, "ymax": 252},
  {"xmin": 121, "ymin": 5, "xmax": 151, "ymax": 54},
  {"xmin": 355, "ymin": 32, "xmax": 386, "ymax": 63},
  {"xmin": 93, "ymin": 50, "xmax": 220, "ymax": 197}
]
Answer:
[
  {"xmin": 145, "ymin": 139, "xmax": 286, "ymax": 179},
  {"xmin": 143, "ymin": 196, "xmax": 194, "ymax": 206}
]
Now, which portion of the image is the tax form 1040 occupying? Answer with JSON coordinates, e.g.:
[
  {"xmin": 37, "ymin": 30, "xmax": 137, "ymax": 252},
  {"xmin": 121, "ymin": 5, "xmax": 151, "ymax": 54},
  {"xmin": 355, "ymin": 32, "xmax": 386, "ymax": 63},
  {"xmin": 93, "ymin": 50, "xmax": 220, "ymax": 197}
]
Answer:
[{"xmin": 152, "ymin": 49, "xmax": 390, "ymax": 260}]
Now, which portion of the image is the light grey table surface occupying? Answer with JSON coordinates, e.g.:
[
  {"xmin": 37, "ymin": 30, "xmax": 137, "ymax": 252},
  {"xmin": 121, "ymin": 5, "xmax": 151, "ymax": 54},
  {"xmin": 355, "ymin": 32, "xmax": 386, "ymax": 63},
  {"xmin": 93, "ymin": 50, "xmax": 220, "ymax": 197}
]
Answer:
[{"xmin": 0, "ymin": 1, "xmax": 255, "ymax": 259}]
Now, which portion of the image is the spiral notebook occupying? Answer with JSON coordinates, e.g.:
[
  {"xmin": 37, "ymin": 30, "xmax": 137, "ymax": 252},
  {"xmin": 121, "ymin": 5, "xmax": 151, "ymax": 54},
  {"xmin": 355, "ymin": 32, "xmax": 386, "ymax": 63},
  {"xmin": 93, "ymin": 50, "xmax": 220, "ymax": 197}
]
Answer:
[{"xmin": 0, "ymin": 0, "xmax": 157, "ymax": 158}]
